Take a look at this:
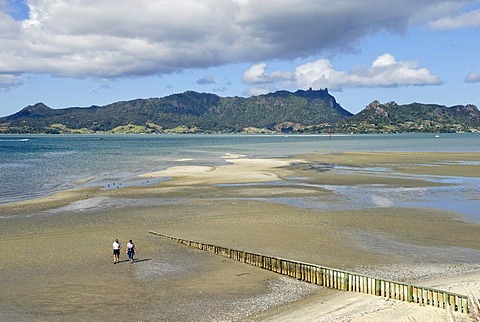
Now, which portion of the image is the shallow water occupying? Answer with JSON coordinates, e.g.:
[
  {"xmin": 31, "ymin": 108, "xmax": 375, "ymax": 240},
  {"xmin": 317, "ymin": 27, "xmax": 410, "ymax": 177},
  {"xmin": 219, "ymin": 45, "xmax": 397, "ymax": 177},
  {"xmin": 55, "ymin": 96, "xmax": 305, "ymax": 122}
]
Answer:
[
  {"xmin": 1, "ymin": 133, "xmax": 479, "ymax": 204},
  {"xmin": 214, "ymin": 172, "xmax": 480, "ymax": 222}
]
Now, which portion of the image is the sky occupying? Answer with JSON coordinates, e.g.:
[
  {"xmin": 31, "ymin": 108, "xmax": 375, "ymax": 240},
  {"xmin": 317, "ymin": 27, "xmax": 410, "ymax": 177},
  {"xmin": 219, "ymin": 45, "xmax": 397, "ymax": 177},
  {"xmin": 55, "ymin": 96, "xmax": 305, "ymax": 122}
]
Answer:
[{"xmin": 0, "ymin": 0, "xmax": 479, "ymax": 117}]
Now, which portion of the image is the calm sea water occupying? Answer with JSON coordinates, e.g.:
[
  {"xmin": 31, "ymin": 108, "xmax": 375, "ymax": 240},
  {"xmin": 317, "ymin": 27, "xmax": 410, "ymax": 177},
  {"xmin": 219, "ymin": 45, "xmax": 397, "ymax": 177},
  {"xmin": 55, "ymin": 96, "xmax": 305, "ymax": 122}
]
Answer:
[{"xmin": 1, "ymin": 133, "xmax": 479, "ymax": 206}]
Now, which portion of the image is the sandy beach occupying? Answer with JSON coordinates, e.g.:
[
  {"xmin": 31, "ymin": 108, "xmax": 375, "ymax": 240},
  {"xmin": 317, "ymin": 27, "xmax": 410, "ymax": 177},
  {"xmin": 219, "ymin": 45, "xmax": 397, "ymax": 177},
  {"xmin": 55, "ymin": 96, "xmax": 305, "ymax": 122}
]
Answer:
[{"xmin": 1, "ymin": 151, "xmax": 480, "ymax": 321}]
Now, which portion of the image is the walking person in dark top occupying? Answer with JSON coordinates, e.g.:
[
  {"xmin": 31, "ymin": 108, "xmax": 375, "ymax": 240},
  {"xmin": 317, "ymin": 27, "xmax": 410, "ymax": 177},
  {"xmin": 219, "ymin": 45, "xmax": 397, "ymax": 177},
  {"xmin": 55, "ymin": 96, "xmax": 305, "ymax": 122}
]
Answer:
[{"xmin": 126, "ymin": 240, "xmax": 136, "ymax": 263}]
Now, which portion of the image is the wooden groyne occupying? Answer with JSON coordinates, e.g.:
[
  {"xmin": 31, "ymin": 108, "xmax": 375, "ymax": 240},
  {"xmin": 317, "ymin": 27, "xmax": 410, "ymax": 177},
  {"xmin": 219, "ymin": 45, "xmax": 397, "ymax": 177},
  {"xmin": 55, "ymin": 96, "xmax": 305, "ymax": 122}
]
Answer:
[{"xmin": 148, "ymin": 230, "xmax": 469, "ymax": 313}]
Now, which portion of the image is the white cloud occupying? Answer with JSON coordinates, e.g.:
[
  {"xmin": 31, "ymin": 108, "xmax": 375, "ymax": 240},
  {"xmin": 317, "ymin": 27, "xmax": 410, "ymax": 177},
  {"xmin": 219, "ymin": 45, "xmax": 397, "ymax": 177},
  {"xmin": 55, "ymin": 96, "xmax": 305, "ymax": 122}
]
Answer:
[
  {"xmin": 0, "ymin": 73, "xmax": 22, "ymax": 91},
  {"xmin": 430, "ymin": 8, "xmax": 480, "ymax": 29},
  {"xmin": 465, "ymin": 71, "xmax": 480, "ymax": 83},
  {"xmin": 243, "ymin": 54, "xmax": 442, "ymax": 92},
  {"xmin": 243, "ymin": 64, "xmax": 269, "ymax": 84},
  {"xmin": 0, "ymin": 0, "xmax": 475, "ymax": 83},
  {"xmin": 246, "ymin": 86, "xmax": 273, "ymax": 96},
  {"xmin": 242, "ymin": 63, "xmax": 292, "ymax": 84}
]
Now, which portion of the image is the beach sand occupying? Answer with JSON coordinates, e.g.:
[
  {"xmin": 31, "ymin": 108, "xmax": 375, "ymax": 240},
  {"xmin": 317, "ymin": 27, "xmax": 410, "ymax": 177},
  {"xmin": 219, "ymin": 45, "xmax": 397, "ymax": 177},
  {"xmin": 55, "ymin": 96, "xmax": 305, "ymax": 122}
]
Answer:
[{"xmin": 1, "ymin": 152, "xmax": 479, "ymax": 321}]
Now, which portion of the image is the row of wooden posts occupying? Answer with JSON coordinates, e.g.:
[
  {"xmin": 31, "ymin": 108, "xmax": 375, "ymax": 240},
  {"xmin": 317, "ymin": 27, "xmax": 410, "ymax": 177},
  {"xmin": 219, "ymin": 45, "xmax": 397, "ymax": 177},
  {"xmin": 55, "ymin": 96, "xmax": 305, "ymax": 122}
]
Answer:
[{"xmin": 148, "ymin": 230, "xmax": 469, "ymax": 313}]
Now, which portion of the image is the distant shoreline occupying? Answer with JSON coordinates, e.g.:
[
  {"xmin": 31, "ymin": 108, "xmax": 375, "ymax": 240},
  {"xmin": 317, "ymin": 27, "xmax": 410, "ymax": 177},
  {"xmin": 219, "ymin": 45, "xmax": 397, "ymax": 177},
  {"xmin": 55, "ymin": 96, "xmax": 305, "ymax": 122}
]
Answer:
[{"xmin": 1, "ymin": 90, "xmax": 479, "ymax": 134}]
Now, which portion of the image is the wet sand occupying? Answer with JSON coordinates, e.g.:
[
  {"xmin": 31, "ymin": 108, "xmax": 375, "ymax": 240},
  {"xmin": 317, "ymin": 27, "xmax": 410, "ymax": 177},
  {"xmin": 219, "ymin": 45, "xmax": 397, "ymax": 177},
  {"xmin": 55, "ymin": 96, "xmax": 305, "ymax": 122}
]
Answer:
[{"xmin": 1, "ymin": 152, "xmax": 479, "ymax": 321}]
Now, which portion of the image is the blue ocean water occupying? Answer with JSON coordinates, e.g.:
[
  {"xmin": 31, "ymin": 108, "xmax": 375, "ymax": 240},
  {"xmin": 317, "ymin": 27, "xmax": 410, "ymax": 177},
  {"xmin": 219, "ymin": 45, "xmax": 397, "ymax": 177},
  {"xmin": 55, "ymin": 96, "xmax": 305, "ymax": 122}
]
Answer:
[{"xmin": 1, "ymin": 133, "xmax": 479, "ymax": 206}]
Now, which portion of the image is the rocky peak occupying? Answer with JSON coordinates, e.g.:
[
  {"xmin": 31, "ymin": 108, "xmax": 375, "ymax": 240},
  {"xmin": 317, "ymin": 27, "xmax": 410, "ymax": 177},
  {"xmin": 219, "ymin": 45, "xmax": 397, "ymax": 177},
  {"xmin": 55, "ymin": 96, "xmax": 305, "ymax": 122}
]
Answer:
[
  {"xmin": 464, "ymin": 104, "xmax": 479, "ymax": 115},
  {"xmin": 365, "ymin": 100, "xmax": 389, "ymax": 118}
]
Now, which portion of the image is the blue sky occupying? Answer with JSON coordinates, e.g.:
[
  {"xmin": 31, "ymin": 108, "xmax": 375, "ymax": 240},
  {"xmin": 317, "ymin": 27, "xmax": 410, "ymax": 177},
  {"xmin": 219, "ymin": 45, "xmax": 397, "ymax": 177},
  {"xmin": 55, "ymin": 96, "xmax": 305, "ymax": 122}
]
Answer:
[{"xmin": 0, "ymin": 0, "xmax": 479, "ymax": 117}]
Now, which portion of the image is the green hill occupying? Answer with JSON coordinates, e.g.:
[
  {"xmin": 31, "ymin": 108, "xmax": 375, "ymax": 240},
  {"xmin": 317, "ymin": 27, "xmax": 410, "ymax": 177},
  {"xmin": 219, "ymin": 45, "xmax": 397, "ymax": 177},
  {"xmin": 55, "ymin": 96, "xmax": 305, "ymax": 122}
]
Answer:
[
  {"xmin": 0, "ymin": 89, "xmax": 351, "ymax": 133},
  {"xmin": 1, "ymin": 90, "xmax": 479, "ymax": 134},
  {"xmin": 332, "ymin": 100, "xmax": 480, "ymax": 133}
]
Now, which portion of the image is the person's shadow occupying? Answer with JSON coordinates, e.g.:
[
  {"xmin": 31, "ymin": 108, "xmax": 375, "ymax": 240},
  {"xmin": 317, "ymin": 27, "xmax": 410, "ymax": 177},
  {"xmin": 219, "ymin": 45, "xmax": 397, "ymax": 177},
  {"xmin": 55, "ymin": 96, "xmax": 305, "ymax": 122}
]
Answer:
[
  {"xmin": 118, "ymin": 258, "xmax": 152, "ymax": 264},
  {"xmin": 131, "ymin": 258, "xmax": 151, "ymax": 263}
]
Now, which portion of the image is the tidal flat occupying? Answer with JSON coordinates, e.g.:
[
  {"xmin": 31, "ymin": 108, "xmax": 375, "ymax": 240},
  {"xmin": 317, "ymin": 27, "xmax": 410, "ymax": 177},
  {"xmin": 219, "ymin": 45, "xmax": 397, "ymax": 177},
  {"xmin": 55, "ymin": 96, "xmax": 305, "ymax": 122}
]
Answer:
[{"xmin": 1, "ymin": 151, "xmax": 479, "ymax": 321}]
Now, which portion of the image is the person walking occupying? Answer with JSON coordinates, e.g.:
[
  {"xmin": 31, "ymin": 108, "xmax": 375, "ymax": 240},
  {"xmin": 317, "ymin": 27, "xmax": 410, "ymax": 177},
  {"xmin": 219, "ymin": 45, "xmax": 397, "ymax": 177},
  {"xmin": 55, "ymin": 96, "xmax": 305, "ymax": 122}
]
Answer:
[
  {"xmin": 126, "ymin": 240, "xmax": 136, "ymax": 263},
  {"xmin": 112, "ymin": 239, "xmax": 122, "ymax": 264}
]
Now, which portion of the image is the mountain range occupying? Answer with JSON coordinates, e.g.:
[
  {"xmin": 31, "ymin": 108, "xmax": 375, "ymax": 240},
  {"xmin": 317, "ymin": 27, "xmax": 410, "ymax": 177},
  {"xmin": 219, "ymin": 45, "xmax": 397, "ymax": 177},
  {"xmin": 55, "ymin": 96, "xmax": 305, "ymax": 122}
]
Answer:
[{"xmin": 1, "ymin": 89, "xmax": 479, "ymax": 134}]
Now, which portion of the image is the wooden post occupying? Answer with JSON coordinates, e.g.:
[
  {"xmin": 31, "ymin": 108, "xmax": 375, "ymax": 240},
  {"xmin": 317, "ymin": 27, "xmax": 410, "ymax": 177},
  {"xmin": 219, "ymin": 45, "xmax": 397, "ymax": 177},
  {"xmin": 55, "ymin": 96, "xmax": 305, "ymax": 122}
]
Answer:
[
  {"xmin": 375, "ymin": 279, "xmax": 381, "ymax": 296},
  {"xmin": 407, "ymin": 285, "xmax": 413, "ymax": 303},
  {"xmin": 461, "ymin": 296, "xmax": 468, "ymax": 314},
  {"xmin": 450, "ymin": 294, "xmax": 456, "ymax": 311},
  {"xmin": 317, "ymin": 268, "xmax": 323, "ymax": 286},
  {"xmin": 439, "ymin": 292, "xmax": 444, "ymax": 308},
  {"xmin": 343, "ymin": 273, "xmax": 349, "ymax": 291}
]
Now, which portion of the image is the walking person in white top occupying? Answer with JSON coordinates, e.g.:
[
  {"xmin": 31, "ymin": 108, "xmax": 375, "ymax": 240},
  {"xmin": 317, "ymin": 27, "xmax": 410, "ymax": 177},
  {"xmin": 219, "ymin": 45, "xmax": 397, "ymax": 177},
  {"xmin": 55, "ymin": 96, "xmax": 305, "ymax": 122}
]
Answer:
[
  {"xmin": 112, "ymin": 239, "xmax": 122, "ymax": 264},
  {"xmin": 126, "ymin": 240, "xmax": 136, "ymax": 263}
]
